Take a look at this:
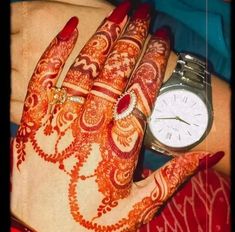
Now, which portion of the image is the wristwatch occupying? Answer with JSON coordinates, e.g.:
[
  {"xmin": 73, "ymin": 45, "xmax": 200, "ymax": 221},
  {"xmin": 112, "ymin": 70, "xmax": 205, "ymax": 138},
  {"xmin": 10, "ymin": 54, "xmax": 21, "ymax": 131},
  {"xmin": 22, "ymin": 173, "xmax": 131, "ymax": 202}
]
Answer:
[{"xmin": 144, "ymin": 53, "xmax": 213, "ymax": 153}]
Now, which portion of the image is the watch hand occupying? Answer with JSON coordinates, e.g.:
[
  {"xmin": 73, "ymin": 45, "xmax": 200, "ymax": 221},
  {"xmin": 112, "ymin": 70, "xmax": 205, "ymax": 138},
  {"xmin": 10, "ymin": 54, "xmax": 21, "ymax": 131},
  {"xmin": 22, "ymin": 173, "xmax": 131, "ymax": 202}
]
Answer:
[
  {"xmin": 155, "ymin": 117, "xmax": 178, "ymax": 120},
  {"xmin": 155, "ymin": 116, "xmax": 191, "ymax": 125},
  {"xmin": 175, "ymin": 116, "xmax": 191, "ymax": 125}
]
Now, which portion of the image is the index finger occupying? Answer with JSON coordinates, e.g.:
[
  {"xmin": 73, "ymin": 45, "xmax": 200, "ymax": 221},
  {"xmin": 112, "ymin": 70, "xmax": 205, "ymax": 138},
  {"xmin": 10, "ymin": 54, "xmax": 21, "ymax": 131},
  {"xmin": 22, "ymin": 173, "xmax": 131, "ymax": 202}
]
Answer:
[
  {"xmin": 28, "ymin": 16, "xmax": 79, "ymax": 91},
  {"xmin": 21, "ymin": 17, "xmax": 78, "ymax": 121},
  {"xmin": 61, "ymin": 1, "xmax": 131, "ymax": 97}
]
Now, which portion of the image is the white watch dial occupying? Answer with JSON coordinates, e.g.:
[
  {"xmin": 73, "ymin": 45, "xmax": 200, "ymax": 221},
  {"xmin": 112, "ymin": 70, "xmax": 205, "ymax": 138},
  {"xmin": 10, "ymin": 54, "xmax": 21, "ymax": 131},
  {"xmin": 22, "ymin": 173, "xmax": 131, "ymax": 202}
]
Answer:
[{"xmin": 149, "ymin": 89, "xmax": 209, "ymax": 149}]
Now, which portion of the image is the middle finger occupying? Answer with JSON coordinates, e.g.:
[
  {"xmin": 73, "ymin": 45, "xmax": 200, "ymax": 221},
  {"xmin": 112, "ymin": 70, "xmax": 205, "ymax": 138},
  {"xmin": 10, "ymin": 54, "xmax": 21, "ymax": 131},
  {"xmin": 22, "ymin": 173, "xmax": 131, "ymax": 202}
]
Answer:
[{"xmin": 80, "ymin": 3, "xmax": 151, "ymax": 130}]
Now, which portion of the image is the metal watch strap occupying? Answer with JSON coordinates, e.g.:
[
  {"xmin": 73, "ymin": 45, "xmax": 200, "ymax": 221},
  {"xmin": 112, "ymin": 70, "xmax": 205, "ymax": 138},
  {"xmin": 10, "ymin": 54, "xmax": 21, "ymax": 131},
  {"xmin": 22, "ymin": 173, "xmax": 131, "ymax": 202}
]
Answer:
[{"xmin": 173, "ymin": 53, "xmax": 211, "ymax": 90}]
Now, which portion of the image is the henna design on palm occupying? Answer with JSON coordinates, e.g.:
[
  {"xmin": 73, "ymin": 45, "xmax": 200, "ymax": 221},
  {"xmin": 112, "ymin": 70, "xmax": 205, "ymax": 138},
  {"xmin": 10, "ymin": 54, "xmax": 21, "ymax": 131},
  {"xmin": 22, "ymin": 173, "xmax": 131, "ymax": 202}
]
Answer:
[{"xmin": 11, "ymin": 2, "xmax": 224, "ymax": 231}]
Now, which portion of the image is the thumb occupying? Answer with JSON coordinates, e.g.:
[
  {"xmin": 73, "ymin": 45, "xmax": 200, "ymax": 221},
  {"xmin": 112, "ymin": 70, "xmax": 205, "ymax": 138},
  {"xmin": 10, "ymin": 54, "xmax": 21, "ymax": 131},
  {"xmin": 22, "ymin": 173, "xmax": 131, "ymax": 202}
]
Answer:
[{"xmin": 131, "ymin": 151, "xmax": 224, "ymax": 225}]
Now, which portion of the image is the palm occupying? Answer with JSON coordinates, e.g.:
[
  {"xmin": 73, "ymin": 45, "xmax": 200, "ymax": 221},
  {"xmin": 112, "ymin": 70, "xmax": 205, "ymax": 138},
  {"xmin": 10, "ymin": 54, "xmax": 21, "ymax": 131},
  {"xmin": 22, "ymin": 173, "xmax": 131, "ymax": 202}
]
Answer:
[{"xmin": 11, "ymin": 2, "xmax": 219, "ymax": 231}]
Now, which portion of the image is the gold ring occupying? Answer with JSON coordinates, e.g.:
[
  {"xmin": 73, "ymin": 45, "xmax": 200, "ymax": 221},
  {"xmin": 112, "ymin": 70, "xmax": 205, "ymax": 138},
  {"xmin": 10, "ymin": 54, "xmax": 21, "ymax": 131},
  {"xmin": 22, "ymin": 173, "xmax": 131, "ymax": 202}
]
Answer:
[{"xmin": 49, "ymin": 87, "xmax": 85, "ymax": 105}]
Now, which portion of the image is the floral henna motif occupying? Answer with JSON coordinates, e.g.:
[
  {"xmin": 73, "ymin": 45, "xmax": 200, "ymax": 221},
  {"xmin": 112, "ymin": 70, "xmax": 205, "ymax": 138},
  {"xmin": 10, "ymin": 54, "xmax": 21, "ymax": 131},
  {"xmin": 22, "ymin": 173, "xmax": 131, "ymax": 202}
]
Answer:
[
  {"xmin": 94, "ymin": 18, "xmax": 150, "ymax": 92},
  {"xmin": 95, "ymin": 120, "xmax": 142, "ymax": 199}
]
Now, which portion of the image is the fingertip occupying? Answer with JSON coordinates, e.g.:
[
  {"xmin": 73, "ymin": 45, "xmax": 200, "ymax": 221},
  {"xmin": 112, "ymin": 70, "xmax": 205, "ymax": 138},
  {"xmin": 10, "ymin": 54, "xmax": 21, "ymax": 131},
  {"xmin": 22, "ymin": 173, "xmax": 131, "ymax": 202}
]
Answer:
[
  {"xmin": 107, "ymin": 0, "xmax": 131, "ymax": 23},
  {"xmin": 199, "ymin": 151, "xmax": 225, "ymax": 170},
  {"xmin": 154, "ymin": 27, "xmax": 170, "ymax": 40},
  {"xmin": 57, "ymin": 16, "xmax": 79, "ymax": 41},
  {"xmin": 132, "ymin": 3, "xmax": 151, "ymax": 20}
]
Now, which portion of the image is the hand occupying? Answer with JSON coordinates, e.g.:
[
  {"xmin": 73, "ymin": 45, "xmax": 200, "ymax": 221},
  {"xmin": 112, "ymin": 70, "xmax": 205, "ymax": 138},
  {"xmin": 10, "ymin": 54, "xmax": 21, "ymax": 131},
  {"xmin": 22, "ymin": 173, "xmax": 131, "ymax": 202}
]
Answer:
[{"xmin": 11, "ymin": 2, "xmax": 224, "ymax": 231}]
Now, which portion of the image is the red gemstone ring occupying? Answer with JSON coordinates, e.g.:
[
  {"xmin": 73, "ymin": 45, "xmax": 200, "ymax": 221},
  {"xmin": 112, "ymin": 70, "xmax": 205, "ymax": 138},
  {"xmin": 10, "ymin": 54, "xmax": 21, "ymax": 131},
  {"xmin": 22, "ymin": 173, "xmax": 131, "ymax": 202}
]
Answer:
[{"xmin": 113, "ymin": 90, "xmax": 147, "ymax": 122}]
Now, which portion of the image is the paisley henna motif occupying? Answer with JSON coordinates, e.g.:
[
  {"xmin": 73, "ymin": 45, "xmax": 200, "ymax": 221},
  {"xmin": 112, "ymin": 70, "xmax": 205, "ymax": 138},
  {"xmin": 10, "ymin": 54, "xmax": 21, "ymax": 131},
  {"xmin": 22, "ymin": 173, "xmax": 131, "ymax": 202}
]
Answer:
[
  {"xmin": 125, "ymin": 152, "xmax": 211, "ymax": 230},
  {"xmin": 107, "ymin": 120, "xmax": 142, "ymax": 159}
]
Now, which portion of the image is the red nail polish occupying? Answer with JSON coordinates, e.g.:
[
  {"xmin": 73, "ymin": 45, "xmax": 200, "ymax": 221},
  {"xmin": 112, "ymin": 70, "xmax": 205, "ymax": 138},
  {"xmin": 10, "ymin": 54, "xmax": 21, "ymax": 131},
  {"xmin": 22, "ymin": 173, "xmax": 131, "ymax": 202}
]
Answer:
[
  {"xmin": 57, "ymin": 16, "xmax": 78, "ymax": 41},
  {"xmin": 107, "ymin": 0, "xmax": 131, "ymax": 23},
  {"xmin": 199, "ymin": 151, "xmax": 225, "ymax": 170},
  {"xmin": 154, "ymin": 27, "xmax": 170, "ymax": 40},
  {"xmin": 132, "ymin": 3, "xmax": 151, "ymax": 20}
]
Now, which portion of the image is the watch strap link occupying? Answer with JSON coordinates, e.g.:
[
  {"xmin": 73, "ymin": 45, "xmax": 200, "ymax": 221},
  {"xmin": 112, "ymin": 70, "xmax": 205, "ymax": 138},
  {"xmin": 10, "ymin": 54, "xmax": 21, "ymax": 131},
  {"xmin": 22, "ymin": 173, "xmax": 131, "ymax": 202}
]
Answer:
[{"xmin": 174, "ymin": 53, "xmax": 211, "ymax": 90}]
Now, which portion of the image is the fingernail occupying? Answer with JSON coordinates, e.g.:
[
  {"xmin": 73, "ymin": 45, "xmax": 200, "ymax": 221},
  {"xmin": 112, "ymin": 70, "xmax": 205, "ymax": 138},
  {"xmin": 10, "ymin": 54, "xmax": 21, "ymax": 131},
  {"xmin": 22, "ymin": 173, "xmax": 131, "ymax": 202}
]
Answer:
[
  {"xmin": 154, "ymin": 27, "xmax": 170, "ymax": 40},
  {"xmin": 199, "ymin": 151, "xmax": 225, "ymax": 170},
  {"xmin": 132, "ymin": 3, "xmax": 151, "ymax": 20},
  {"xmin": 107, "ymin": 0, "xmax": 131, "ymax": 23},
  {"xmin": 57, "ymin": 16, "xmax": 79, "ymax": 41}
]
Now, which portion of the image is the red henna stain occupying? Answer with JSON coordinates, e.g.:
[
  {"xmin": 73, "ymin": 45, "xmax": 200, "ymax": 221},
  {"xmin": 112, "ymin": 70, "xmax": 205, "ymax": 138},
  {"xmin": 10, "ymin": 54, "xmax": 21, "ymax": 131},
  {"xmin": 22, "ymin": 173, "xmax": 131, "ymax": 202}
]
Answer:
[
  {"xmin": 110, "ymin": 168, "xmax": 132, "ymax": 189},
  {"xmin": 80, "ymin": 110, "xmax": 106, "ymax": 131},
  {"xmin": 91, "ymin": 85, "xmax": 120, "ymax": 100},
  {"xmin": 13, "ymin": 4, "xmax": 164, "ymax": 231}
]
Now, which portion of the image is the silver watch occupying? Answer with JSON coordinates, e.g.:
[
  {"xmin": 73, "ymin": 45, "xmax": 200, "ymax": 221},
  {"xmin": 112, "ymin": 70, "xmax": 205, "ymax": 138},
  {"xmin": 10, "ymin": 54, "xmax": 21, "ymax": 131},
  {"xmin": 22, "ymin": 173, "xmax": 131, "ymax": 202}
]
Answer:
[{"xmin": 144, "ymin": 53, "xmax": 213, "ymax": 152}]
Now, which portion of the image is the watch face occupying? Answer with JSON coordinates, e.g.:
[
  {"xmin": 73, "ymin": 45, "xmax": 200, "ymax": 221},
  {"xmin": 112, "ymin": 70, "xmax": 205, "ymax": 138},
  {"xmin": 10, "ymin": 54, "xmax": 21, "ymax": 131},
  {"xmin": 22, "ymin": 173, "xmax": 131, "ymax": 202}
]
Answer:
[{"xmin": 149, "ymin": 89, "xmax": 209, "ymax": 149}]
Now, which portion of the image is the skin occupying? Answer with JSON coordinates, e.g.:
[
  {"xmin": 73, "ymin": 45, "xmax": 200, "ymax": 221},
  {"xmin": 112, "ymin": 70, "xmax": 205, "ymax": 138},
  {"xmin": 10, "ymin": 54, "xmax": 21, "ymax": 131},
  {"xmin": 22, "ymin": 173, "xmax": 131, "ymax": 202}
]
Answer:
[
  {"xmin": 10, "ymin": 2, "xmax": 230, "ymax": 231},
  {"xmin": 11, "ymin": 1, "xmax": 231, "ymax": 176}
]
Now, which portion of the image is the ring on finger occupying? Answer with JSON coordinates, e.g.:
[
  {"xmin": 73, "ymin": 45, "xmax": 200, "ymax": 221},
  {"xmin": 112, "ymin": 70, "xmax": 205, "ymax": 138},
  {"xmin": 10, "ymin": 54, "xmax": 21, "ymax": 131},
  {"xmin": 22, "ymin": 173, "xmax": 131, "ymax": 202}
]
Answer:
[
  {"xmin": 49, "ymin": 87, "xmax": 85, "ymax": 105},
  {"xmin": 113, "ymin": 90, "xmax": 147, "ymax": 122}
]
